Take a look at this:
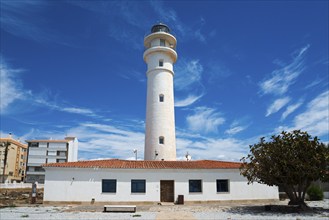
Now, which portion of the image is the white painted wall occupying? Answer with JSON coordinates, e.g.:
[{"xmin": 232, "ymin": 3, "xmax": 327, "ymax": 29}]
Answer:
[
  {"xmin": 29, "ymin": 148, "xmax": 47, "ymax": 156},
  {"xmin": 143, "ymin": 31, "xmax": 177, "ymax": 161},
  {"xmin": 28, "ymin": 157, "xmax": 46, "ymax": 164},
  {"xmin": 67, "ymin": 138, "xmax": 78, "ymax": 162},
  {"xmin": 44, "ymin": 168, "xmax": 279, "ymax": 203},
  {"xmin": 48, "ymin": 142, "xmax": 66, "ymax": 149}
]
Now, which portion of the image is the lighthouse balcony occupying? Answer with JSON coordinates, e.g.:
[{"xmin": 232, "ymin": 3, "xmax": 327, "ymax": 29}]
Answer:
[
  {"xmin": 144, "ymin": 32, "xmax": 177, "ymax": 50},
  {"xmin": 143, "ymin": 46, "xmax": 177, "ymax": 63}
]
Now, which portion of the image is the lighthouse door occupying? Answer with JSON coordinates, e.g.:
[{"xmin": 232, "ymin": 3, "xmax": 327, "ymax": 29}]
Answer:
[{"xmin": 160, "ymin": 180, "xmax": 174, "ymax": 202}]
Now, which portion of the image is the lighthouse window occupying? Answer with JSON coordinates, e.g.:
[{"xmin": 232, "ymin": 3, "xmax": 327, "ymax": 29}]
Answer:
[
  {"xmin": 159, "ymin": 136, "xmax": 164, "ymax": 144},
  {"xmin": 159, "ymin": 94, "xmax": 164, "ymax": 102},
  {"xmin": 160, "ymin": 39, "xmax": 165, "ymax": 46},
  {"xmin": 159, "ymin": 59, "xmax": 164, "ymax": 67}
]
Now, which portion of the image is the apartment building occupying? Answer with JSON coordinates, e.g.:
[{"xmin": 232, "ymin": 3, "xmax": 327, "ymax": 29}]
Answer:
[
  {"xmin": 0, "ymin": 134, "xmax": 28, "ymax": 183},
  {"xmin": 25, "ymin": 137, "xmax": 78, "ymax": 183}
]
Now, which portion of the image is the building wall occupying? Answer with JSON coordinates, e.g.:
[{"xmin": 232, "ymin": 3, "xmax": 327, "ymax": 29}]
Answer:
[
  {"xmin": 0, "ymin": 138, "xmax": 27, "ymax": 183},
  {"xmin": 26, "ymin": 138, "xmax": 78, "ymax": 183},
  {"xmin": 44, "ymin": 168, "xmax": 278, "ymax": 203},
  {"xmin": 144, "ymin": 33, "xmax": 177, "ymax": 161},
  {"xmin": 66, "ymin": 137, "xmax": 78, "ymax": 162}
]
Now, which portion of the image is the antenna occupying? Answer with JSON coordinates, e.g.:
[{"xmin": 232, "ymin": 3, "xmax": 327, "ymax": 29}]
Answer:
[{"xmin": 185, "ymin": 152, "xmax": 192, "ymax": 161}]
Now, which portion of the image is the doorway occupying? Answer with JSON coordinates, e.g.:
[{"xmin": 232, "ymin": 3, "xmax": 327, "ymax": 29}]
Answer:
[{"xmin": 160, "ymin": 180, "xmax": 174, "ymax": 202}]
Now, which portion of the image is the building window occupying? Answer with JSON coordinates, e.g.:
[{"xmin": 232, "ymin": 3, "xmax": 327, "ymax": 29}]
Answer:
[
  {"xmin": 102, "ymin": 179, "xmax": 117, "ymax": 193},
  {"xmin": 131, "ymin": 179, "xmax": 146, "ymax": 193},
  {"xmin": 189, "ymin": 180, "xmax": 202, "ymax": 193},
  {"xmin": 216, "ymin": 179, "xmax": 229, "ymax": 192},
  {"xmin": 35, "ymin": 167, "xmax": 45, "ymax": 172},
  {"xmin": 160, "ymin": 39, "xmax": 165, "ymax": 46},
  {"xmin": 159, "ymin": 59, "xmax": 164, "ymax": 67},
  {"xmin": 29, "ymin": 143, "xmax": 39, "ymax": 148},
  {"xmin": 159, "ymin": 94, "xmax": 164, "ymax": 102},
  {"xmin": 159, "ymin": 136, "xmax": 164, "ymax": 144},
  {"xmin": 57, "ymin": 151, "xmax": 66, "ymax": 157}
]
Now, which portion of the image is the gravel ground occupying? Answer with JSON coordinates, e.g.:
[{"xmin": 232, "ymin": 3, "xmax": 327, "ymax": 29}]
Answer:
[{"xmin": 0, "ymin": 200, "xmax": 328, "ymax": 220}]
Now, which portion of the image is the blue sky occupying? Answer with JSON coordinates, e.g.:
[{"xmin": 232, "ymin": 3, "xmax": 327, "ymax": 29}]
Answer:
[{"xmin": 1, "ymin": 0, "xmax": 328, "ymax": 161}]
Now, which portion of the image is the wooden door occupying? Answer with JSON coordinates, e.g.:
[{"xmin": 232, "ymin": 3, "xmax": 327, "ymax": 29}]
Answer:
[{"xmin": 160, "ymin": 180, "xmax": 174, "ymax": 202}]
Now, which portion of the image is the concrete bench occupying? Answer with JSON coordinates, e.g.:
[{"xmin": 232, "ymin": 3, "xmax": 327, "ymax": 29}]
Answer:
[{"xmin": 103, "ymin": 205, "xmax": 136, "ymax": 213}]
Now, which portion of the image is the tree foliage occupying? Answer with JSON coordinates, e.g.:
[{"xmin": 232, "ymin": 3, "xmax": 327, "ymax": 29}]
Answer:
[{"xmin": 240, "ymin": 130, "xmax": 329, "ymax": 207}]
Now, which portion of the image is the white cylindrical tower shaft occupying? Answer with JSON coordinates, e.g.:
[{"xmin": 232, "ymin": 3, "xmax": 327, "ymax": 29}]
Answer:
[{"xmin": 143, "ymin": 24, "xmax": 177, "ymax": 161}]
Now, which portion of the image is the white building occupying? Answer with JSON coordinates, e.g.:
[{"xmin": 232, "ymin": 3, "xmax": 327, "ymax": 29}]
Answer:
[
  {"xmin": 26, "ymin": 137, "xmax": 78, "ymax": 183},
  {"xmin": 43, "ymin": 159, "xmax": 279, "ymax": 204},
  {"xmin": 43, "ymin": 24, "xmax": 279, "ymax": 204},
  {"xmin": 144, "ymin": 24, "xmax": 177, "ymax": 161}
]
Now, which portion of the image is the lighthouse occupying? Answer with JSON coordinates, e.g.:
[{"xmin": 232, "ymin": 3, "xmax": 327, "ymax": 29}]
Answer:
[{"xmin": 143, "ymin": 23, "xmax": 177, "ymax": 161}]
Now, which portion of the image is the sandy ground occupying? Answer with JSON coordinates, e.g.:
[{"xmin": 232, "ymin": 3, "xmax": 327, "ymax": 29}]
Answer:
[{"xmin": 0, "ymin": 200, "xmax": 328, "ymax": 220}]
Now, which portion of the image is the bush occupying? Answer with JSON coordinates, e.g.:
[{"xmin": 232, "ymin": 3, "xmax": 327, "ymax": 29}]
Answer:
[{"xmin": 307, "ymin": 185, "xmax": 324, "ymax": 201}]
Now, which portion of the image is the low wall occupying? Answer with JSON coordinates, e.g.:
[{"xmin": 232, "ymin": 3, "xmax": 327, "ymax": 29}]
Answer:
[{"xmin": 0, "ymin": 183, "xmax": 44, "ymax": 189}]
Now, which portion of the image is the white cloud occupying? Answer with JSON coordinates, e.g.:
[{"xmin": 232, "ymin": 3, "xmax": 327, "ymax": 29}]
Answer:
[
  {"xmin": 304, "ymin": 78, "xmax": 323, "ymax": 90},
  {"xmin": 259, "ymin": 45, "xmax": 309, "ymax": 95},
  {"xmin": 61, "ymin": 107, "xmax": 97, "ymax": 116},
  {"xmin": 149, "ymin": 1, "xmax": 177, "ymax": 23},
  {"xmin": 225, "ymin": 120, "xmax": 249, "ymax": 135},
  {"xmin": 266, "ymin": 97, "xmax": 291, "ymax": 117},
  {"xmin": 292, "ymin": 90, "xmax": 329, "ymax": 137},
  {"xmin": 274, "ymin": 90, "xmax": 329, "ymax": 138},
  {"xmin": 66, "ymin": 122, "xmax": 145, "ymax": 160},
  {"xmin": 0, "ymin": 59, "xmax": 98, "ymax": 117},
  {"xmin": 175, "ymin": 94, "xmax": 203, "ymax": 107},
  {"xmin": 176, "ymin": 135, "xmax": 247, "ymax": 161},
  {"xmin": 225, "ymin": 118, "xmax": 249, "ymax": 135},
  {"xmin": 225, "ymin": 126, "xmax": 245, "ymax": 135},
  {"xmin": 149, "ymin": 1, "xmax": 207, "ymax": 43},
  {"xmin": 281, "ymin": 100, "xmax": 303, "ymax": 120},
  {"xmin": 186, "ymin": 107, "xmax": 225, "ymax": 133},
  {"xmin": 175, "ymin": 59, "xmax": 203, "ymax": 91},
  {"xmin": 0, "ymin": 61, "xmax": 25, "ymax": 114},
  {"xmin": 194, "ymin": 29, "xmax": 206, "ymax": 42}
]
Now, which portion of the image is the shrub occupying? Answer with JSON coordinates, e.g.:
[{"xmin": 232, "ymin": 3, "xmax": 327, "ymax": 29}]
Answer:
[{"xmin": 307, "ymin": 185, "xmax": 324, "ymax": 201}]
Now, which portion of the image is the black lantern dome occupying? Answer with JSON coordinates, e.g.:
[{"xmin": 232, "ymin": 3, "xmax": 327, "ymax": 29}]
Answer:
[{"xmin": 151, "ymin": 23, "xmax": 171, "ymax": 34}]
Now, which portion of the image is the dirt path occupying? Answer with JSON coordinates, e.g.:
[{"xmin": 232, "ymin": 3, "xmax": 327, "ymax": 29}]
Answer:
[{"xmin": 156, "ymin": 211, "xmax": 196, "ymax": 220}]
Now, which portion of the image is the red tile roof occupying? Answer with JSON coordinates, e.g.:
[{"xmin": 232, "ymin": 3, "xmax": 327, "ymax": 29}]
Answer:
[{"xmin": 43, "ymin": 159, "xmax": 241, "ymax": 169}]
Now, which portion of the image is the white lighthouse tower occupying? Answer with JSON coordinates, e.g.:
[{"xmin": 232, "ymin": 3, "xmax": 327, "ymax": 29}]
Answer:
[{"xmin": 143, "ymin": 23, "xmax": 177, "ymax": 161}]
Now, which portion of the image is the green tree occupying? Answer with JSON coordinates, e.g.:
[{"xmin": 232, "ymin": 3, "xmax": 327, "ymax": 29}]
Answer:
[{"xmin": 240, "ymin": 130, "xmax": 329, "ymax": 209}]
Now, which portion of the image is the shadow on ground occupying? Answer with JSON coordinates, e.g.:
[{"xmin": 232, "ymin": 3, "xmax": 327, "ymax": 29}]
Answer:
[{"xmin": 226, "ymin": 205, "xmax": 329, "ymax": 217}]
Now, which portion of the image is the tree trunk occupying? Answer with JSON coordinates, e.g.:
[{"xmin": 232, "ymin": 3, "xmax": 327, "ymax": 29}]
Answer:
[{"xmin": 284, "ymin": 184, "xmax": 311, "ymax": 211}]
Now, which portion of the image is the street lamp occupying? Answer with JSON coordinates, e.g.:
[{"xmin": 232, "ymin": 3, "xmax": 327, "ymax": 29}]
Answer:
[{"xmin": 133, "ymin": 149, "xmax": 137, "ymax": 161}]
